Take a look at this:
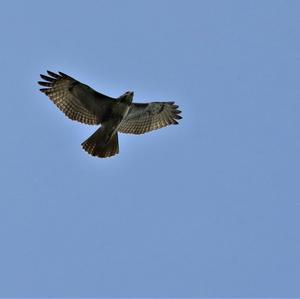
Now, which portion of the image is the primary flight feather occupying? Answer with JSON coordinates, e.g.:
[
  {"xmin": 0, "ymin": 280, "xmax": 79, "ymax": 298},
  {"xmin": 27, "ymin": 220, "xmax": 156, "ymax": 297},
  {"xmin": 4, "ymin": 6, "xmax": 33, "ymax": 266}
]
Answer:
[{"xmin": 38, "ymin": 71, "xmax": 182, "ymax": 158}]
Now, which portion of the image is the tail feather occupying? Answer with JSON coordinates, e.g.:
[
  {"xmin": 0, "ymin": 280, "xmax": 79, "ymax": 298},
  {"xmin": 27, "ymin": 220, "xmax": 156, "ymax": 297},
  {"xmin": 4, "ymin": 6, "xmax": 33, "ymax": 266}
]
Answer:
[{"xmin": 81, "ymin": 127, "xmax": 119, "ymax": 158}]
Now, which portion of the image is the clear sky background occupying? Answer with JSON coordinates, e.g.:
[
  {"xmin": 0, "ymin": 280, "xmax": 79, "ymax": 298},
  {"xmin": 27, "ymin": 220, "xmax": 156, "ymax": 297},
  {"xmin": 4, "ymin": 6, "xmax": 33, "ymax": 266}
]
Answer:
[{"xmin": 0, "ymin": 0, "xmax": 299, "ymax": 297}]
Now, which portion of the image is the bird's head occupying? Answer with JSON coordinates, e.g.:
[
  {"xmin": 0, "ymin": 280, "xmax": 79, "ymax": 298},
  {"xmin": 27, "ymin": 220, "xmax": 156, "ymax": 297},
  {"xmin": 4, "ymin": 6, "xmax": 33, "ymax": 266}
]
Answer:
[{"xmin": 120, "ymin": 91, "xmax": 134, "ymax": 104}]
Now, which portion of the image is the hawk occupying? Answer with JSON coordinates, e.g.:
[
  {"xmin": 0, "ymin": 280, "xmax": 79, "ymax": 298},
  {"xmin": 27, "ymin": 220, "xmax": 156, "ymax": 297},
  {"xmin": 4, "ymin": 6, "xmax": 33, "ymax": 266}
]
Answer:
[{"xmin": 38, "ymin": 71, "xmax": 182, "ymax": 158}]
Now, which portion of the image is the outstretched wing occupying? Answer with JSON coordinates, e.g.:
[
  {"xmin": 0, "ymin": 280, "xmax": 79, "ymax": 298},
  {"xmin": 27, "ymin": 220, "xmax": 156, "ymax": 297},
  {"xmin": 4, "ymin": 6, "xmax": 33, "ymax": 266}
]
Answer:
[
  {"xmin": 38, "ymin": 71, "xmax": 115, "ymax": 125},
  {"xmin": 118, "ymin": 101, "xmax": 182, "ymax": 134}
]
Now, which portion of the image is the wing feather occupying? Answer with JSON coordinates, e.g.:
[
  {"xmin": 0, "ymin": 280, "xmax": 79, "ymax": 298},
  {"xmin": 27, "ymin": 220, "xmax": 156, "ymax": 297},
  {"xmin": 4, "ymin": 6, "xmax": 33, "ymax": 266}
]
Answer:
[
  {"xmin": 38, "ymin": 71, "xmax": 115, "ymax": 125},
  {"xmin": 118, "ymin": 101, "xmax": 182, "ymax": 134}
]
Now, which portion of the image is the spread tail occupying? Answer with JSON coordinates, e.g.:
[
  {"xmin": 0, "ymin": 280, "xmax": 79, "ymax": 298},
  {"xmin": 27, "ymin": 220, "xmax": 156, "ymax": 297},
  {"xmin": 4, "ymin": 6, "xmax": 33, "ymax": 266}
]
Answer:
[{"xmin": 81, "ymin": 126, "xmax": 119, "ymax": 158}]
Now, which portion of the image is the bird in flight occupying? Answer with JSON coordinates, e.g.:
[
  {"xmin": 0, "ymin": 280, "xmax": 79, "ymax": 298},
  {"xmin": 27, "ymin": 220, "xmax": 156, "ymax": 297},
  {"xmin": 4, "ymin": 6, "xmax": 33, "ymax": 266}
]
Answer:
[{"xmin": 38, "ymin": 71, "xmax": 182, "ymax": 158}]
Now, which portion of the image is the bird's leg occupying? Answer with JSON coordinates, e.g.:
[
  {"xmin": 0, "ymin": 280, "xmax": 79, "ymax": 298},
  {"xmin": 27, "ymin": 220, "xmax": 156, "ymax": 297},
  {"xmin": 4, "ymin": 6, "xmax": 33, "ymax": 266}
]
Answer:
[{"xmin": 103, "ymin": 124, "xmax": 119, "ymax": 145}]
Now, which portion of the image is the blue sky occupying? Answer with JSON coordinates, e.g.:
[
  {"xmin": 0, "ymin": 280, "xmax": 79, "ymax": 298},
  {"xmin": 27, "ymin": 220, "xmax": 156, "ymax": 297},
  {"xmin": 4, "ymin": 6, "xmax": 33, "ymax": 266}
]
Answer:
[{"xmin": 0, "ymin": 0, "xmax": 299, "ymax": 297}]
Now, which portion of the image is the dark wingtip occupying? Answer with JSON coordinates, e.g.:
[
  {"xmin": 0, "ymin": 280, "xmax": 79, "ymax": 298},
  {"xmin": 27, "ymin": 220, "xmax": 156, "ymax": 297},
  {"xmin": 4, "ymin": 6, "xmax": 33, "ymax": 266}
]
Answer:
[
  {"xmin": 47, "ymin": 70, "xmax": 61, "ymax": 78},
  {"xmin": 38, "ymin": 81, "xmax": 52, "ymax": 87},
  {"xmin": 40, "ymin": 74, "xmax": 55, "ymax": 82},
  {"xmin": 58, "ymin": 71, "xmax": 75, "ymax": 80},
  {"xmin": 58, "ymin": 71, "xmax": 67, "ymax": 77}
]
